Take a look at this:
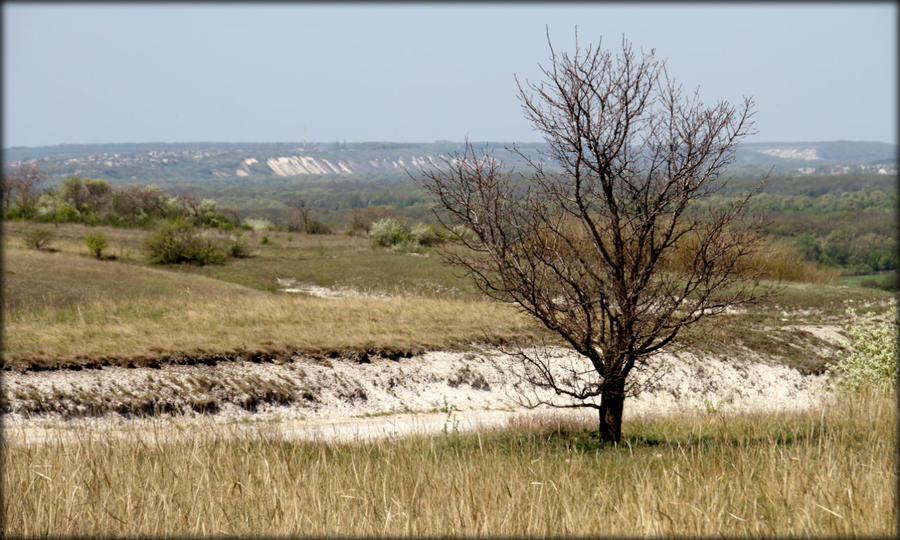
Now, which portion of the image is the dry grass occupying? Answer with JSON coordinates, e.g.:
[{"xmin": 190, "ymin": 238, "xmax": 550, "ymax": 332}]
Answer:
[
  {"xmin": 3, "ymin": 247, "xmax": 536, "ymax": 369},
  {"xmin": 745, "ymin": 236, "xmax": 842, "ymax": 283},
  {"xmin": 3, "ymin": 240, "xmax": 888, "ymax": 372},
  {"xmin": 3, "ymin": 387, "xmax": 895, "ymax": 537}
]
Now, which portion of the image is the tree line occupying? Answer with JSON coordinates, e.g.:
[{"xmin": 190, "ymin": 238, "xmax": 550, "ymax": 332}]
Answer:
[{"xmin": 2, "ymin": 164, "xmax": 241, "ymax": 230}]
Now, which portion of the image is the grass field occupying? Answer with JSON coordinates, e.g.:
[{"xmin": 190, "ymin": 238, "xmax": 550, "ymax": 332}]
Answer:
[
  {"xmin": 2, "ymin": 219, "xmax": 897, "ymax": 537},
  {"xmin": 3, "ymin": 221, "xmax": 892, "ymax": 371},
  {"xmin": 2, "ymin": 221, "xmax": 482, "ymax": 298},
  {"xmin": 4, "ymin": 386, "xmax": 894, "ymax": 536},
  {"xmin": 2, "ymin": 247, "xmax": 536, "ymax": 369}
]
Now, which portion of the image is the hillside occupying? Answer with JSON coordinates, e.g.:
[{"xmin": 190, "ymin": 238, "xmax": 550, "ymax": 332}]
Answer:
[{"xmin": 4, "ymin": 140, "xmax": 896, "ymax": 183}]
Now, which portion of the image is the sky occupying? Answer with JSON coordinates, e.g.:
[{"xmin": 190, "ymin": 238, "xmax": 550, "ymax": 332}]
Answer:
[{"xmin": 3, "ymin": 3, "xmax": 897, "ymax": 147}]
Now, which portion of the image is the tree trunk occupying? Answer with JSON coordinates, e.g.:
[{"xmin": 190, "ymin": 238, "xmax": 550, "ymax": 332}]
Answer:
[{"xmin": 598, "ymin": 379, "xmax": 626, "ymax": 443}]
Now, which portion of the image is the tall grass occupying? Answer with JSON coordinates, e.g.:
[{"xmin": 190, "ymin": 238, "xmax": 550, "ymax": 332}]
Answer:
[
  {"xmin": 664, "ymin": 229, "xmax": 839, "ymax": 283},
  {"xmin": 4, "ymin": 387, "xmax": 894, "ymax": 536}
]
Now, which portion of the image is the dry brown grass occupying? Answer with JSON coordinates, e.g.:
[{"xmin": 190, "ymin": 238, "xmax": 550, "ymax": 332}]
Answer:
[
  {"xmin": 3, "ymin": 246, "xmax": 536, "ymax": 369},
  {"xmin": 746, "ymin": 236, "xmax": 841, "ymax": 283},
  {"xmin": 3, "ymin": 387, "xmax": 894, "ymax": 537},
  {"xmin": 663, "ymin": 227, "xmax": 839, "ymax": 284}
]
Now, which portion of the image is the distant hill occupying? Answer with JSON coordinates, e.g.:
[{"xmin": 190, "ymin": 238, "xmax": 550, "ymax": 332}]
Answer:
[
  {"xmin": 733, "ymin": 141, "xmax": 897, "ymax": 175},
  {"xmin": 3, "ymin": 140, "xmax": 896, "ymax": 183}
]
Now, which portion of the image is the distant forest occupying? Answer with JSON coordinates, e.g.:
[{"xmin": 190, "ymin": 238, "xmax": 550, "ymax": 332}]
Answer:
[{"xmin": 3, "ymin": 161, "xmax": 897, "ymax": 276}]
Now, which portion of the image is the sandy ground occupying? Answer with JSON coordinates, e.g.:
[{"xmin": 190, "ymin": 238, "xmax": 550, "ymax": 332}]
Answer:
[
  {"xmin": 3, "ymin": 347, "xmax": 830, "ymax": 446},
  {"xmin": 276, "ymin": 278, "xmax": 389, "ymax": 299}
]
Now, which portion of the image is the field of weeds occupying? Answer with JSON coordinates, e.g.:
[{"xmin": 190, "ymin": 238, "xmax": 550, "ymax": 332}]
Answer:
[{"xmin": 4, "ymin": 387, "xmax": 895, "ymax": 536}]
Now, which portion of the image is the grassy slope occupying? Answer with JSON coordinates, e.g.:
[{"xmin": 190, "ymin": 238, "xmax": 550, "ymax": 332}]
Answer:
[
  {"xmin": 2, "ymin": 221, "xmax": 892, "ymax": 371},
  {"xmin": 2, "ymin": 221, "xmax": 481, "ymax": 297},
  {"xmin": 2, "ymin": 247, "xmax": 534, "ymax": 368}
]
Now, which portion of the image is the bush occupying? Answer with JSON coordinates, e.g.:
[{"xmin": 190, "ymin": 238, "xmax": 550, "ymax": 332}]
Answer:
[
  {"xmin": 22, "ymin": 227, "xmax": 54, "ymax": 250},
  {"xmin": 260, "ymin": 236, "xmax": 270, "ymax": 245},
  {"xmin": 224, "ymin": 235, "xmax": 251, "ymax": 258},
  {"xmin": 85, "ymin": 232, "xmax": 108, "ymax": 259},
  {"xmin": 369, "ymin": 218, "xmax": 444, "ymax": 251},
  {"xmin": 826, "ymin": 299, "xmax": 897, "ymax": 389},
  {"xmin": 244, "ymin": 218, "xmax": 274, "ymax": 231},
  {"xmin": 304, "ymin": 220, "xmax": 331, "ymax": 235},
  {"xmin": 370, "ymin": 218, "xmax": 411, "ymax": 247},
  {"xmin": 449, "ymin": 224, "xmax": 477, "ymax": 243},
  {"xmin": 860, "ymin": 273, "xmax": 899, "ymax": 292},
  {"xmin": 143, "ymin": 221, "xmax": 225, "ymax": 265},
  {"xmin": 410, "ymin": 223, "xmax": 440, "ymax": 247}
]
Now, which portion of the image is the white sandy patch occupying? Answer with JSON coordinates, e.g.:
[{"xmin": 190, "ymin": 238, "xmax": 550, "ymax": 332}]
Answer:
[
  {"xmin": 757, "ymin": 147, "xmax": 820, "ymax": 161},
  {"xmin": 320, "ymin": 159, "xmax": 342, "ymax": 174},
  {"xmin": 300, "ymin": 156, "xmax": 327, "ymax": 174},
  {"xmin": 275, "ymin": 278, "xmax": 387, "ymax": 299},
  {"xmin": 4, "ymin": 347, "xmax": 830, "ymax": 446},
  {"xmin": 266, "ymin": 156, "xmax": 335, "ymax": 176}
]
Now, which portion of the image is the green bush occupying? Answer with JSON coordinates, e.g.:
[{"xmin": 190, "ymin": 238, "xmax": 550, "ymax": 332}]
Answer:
[
  {"xmin": 22, "ymin": 227, "xmax": 54, "ymax": 250},
  {"xmin": 304, "ymin": 220, "xmax": 331, "ymax": 235},
  {"xmin": 370, "ymin": 218, "xmax": 410, "ymax": 247},
  {"xmin": 225, "ymin": 235, "xmax": 251, "ymax": 258},
  {"xmin": 85, "ymin": 232, "xmax": 108, "ymax": 259},
  {"xmin": 409, "ymin": 223, "xmax": 440, "ymax": 247},
  {"xmin": 826, "ymin": 299, "xmax": 897, "ymax": 389},
  {"xmin": 369, "ymin": 218, "xmax": 444, "ymax": 251},
  {"xmin": 260, "ymin": 235, "xmax": 270, "ymax": 245},
  {"xmin": 143, "ymin": 221, "xmax": 225, "ymax": 265},
  {"xmin": 449, "ymin": 224, "xmax": 477, "ymax": 243}
]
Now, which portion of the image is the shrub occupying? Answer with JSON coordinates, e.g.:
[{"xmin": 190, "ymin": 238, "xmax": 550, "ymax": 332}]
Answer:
[
  {"xmin": 224, "ymin": 235, "xmax": 251, "ymax": 258},
  {"xmin": 369, "ymin": 218, "xmax": 444, "ymax": 251},
  {"xmin": 410, "ymin": 223, "xmax": 440, "ymax": 247},
  {"xmin": 370, "ymin": 218, "xmax": 411, "ymax": 247},
  {"xmin": 826, "ymin": 299, "xmax": 897, "ymax": 389},
  {"xmin": 143, "ymin": 221, "xmax": 226, "ymax": 265},
  {"xmin": 85, "ymin": 232, "xmax": 108, "ymax": 259},
  {"xmin": 860, "ymin": 273, "xmax": 899, "ymax": 292},
  {"xmin": 449, "ymin": 224, "xmax": 477, "ymax": 243},
  {"xmin": 304, "ymin": 220, "xmax": 331, "ymax": 235},
  {"xmin": 348, "ymin": 207, "xmax": 395, "ymax": 236},
  {"xmin": 22, "ymin": 227, "xmax": 54, "ymax": 250},
  {"xmin": 260, "ymin": 236, "xmax": 270, "ymax": 245},
  {"xmin": 244, "ymin": 218, "xmax": 274, "ymax": 231}
]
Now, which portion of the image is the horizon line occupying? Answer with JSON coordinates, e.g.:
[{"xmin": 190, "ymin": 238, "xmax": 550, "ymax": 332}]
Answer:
[{"xmin": 4, "ymin": 138, "xmax": 897, "ymax": 150}]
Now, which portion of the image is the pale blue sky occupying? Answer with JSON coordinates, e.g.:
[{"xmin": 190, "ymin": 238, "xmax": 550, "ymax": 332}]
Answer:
[{"xmin": 3, "ymin": 3, "xmax": 897, "ymax": 147}]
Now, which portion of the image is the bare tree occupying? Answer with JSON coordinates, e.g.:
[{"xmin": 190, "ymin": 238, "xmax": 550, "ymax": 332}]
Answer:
[
  {"xmin": 3, "ymin": 163, "xmax": 45, "ymax": 219},
  {"xmin": 420, "ymin": 34, "xmax": 767, "ymax": 443}
]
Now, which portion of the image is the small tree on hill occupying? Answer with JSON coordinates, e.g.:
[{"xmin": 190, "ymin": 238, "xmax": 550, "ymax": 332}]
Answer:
[
  {"xmin": 85, "ymin": 232, "xmax": 108, "ymax": 260},
  {"xmin": 420, "ymin": 34, "xmax": 767, "ymax": 443}
]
